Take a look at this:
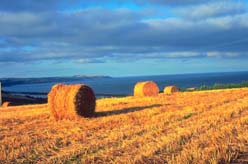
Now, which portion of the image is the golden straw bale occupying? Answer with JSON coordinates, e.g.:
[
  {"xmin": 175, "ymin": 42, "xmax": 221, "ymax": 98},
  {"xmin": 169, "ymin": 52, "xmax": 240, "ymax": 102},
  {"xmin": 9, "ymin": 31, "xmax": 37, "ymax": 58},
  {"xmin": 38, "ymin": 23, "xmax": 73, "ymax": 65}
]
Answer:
[
  {"xmin": 48, "ymin": 84, "xmax": 96, "ymax": 120},
  {"xmin": 2, "ymin": 102, "xmax": 11, "ymax": 107},
  {"xmin": 164, "ymin": 85, "xmax": 179, "ymax": 94},
  {"xmin": 134, "ymin": 81, "xmax": 159, "ymax": 97}
]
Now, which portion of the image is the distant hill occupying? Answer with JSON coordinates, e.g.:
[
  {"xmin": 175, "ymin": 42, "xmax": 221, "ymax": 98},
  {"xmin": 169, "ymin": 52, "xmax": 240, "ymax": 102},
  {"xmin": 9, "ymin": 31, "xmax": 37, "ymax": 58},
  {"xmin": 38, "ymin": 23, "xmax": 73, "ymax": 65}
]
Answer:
[{"xmin": 0, "ymin": 75, "xmax": 111, "ymax": 87}]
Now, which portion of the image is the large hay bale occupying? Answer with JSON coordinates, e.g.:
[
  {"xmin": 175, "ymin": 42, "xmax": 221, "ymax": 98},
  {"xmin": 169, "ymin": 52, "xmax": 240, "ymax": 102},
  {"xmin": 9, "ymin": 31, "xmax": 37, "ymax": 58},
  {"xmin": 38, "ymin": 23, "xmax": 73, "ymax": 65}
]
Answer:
[
  {"xmin": 164, "ymin": 85, "xmax": 179, "ymax": 94},
  {"xmin": 134, "ymin": 81, "xmax": 159, "ymax": 97},
  {"xmin": 48, "ymin": 84, "xmax": 96, "ymax": 120}
]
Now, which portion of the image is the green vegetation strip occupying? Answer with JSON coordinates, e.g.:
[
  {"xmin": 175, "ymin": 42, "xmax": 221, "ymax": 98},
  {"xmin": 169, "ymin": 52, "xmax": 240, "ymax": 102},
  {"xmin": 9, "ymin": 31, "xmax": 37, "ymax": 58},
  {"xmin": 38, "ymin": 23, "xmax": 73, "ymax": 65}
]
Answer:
[{"xmin": 180, "ymin": 81, "xmax": 248, "ymax": 92}]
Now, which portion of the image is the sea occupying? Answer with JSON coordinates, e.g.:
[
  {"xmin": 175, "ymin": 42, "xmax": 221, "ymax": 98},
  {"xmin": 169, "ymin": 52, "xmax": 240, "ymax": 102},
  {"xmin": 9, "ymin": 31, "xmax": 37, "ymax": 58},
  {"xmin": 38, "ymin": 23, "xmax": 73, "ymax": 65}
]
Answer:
[{"xmin": 3, "ymin": 71, "xmax": 248, "ymax": 98}]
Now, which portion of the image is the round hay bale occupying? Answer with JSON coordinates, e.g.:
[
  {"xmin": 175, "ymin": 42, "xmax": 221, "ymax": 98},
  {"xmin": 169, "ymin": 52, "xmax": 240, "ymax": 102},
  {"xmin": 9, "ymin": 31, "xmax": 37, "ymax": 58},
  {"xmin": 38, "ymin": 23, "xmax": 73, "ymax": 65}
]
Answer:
[
  {"xmin": 48, "ymin": 84, "xmax": 96, "ymax": 120},
  {"xmin": 134, "ymin": 81, "xmax": 159, "ymax": 97},
  {"xmin": 164, "ymin": 85, "xmax": 179, "ymax": 94},
  {"xmin": 2, "ymin": 101, "xmax": 11, "ymax": 107},
  {"xmin": 186, "ymin": 87, "xmax": 196, "ymax": 91}
]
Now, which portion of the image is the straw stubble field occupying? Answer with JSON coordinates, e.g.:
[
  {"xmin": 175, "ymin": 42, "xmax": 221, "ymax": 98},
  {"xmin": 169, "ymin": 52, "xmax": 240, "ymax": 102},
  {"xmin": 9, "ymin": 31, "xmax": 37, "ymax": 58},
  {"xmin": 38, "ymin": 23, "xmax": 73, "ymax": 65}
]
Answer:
[{"xmin": 1, "ymin": 88, "xmax": 248, "ymax": 163}]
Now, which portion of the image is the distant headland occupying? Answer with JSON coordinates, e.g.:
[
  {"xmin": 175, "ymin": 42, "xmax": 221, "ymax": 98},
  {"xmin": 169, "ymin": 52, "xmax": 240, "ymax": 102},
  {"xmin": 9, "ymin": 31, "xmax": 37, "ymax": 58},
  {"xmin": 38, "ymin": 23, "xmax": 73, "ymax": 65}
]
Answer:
[{"xmin": 0, "ymin": 75, "xmax": 111, "ymax": 87}]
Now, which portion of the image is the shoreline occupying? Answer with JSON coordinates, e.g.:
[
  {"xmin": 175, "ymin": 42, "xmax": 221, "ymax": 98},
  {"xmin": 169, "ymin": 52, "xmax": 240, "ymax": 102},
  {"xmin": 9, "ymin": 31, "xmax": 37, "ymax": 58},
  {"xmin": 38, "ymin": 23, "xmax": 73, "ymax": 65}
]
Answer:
[
  {"xmin": 1, "ymin": 91, "xmax": 128, "ymax": 106},
  {"xmin": 2, "ymin": 92, "xmax": 47, "ymax": 106},
  {"xmin": 2, "ymin": 81, "xmax": 248, "ymax": 106}
]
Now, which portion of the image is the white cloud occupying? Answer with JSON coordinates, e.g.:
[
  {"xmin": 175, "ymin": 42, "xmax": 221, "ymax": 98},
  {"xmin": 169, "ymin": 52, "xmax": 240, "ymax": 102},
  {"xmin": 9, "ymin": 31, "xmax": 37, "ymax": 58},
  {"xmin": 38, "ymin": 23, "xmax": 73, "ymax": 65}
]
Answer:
[
  {"xmin": 207, "ymin": 51, "xmax": 243, "ymax": 57},
  {"xmin": 175, "ymin": 1, "xmax": 247, "ymax": 19},
  {"xmin": 0, "ymin": 1, "xmax": 248, "ymax": 64}
]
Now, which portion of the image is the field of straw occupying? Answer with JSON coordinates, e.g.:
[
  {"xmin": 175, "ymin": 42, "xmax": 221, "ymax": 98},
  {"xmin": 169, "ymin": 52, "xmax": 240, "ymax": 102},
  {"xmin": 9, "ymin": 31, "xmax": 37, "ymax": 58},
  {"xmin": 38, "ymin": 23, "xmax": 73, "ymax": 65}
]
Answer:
[{"xmin": 1, "ymin": 88, "xmax": 248, "ymax": 163}]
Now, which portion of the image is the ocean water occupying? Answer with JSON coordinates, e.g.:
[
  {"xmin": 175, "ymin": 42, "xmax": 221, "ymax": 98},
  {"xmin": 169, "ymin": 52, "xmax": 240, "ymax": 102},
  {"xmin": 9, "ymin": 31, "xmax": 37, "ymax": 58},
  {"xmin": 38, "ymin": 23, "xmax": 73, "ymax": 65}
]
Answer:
[{"xmin": 3, "ymin": 71, "xmax": 248, "ymax": 98}]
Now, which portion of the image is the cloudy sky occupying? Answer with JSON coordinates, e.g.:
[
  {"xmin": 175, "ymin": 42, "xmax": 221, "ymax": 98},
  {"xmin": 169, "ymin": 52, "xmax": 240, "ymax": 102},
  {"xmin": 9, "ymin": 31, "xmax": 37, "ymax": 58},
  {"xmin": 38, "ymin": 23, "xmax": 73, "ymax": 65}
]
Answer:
[{"xmin": 0, "ymin": 0, "xmax": 248, "ymax": 77}]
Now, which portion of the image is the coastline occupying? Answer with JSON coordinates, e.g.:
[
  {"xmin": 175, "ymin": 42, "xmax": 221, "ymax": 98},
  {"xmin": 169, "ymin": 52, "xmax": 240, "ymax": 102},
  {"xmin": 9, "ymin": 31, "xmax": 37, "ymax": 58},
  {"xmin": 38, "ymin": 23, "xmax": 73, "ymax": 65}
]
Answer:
[
  {"xmin": 2, "ymin": 91, "xmax": 47, "ymax": 106},
  {"xmin": 1, "ymin": 91, "xmax": 128, "ymax": 106},
  {"xmin": 2, "ymin": 72, "xmax": 248, "ymax": 106}
]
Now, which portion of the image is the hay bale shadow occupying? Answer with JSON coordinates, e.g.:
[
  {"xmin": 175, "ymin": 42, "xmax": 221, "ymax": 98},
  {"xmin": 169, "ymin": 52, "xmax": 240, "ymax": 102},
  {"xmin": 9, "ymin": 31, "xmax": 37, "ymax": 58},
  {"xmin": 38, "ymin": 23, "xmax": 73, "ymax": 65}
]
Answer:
[{"xmin": 95, "ymin": 104, "xmax": 162, "ymax": 118}]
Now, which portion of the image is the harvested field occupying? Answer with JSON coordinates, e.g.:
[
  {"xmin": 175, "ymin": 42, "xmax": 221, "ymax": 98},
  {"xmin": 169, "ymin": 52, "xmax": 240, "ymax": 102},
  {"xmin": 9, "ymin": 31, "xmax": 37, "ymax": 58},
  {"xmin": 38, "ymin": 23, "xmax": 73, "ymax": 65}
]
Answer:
[{"xmin": 1, "ymin": 88, "xmax": 248, "ymax": 163}]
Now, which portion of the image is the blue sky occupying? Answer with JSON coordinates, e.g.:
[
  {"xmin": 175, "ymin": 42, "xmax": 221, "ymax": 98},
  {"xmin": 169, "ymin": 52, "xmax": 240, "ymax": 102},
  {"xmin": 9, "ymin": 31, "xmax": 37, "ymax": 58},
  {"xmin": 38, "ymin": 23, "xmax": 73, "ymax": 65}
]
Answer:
[{"xmin": 0, "ymin": 0, "xmax": 248, "ymax": 77}]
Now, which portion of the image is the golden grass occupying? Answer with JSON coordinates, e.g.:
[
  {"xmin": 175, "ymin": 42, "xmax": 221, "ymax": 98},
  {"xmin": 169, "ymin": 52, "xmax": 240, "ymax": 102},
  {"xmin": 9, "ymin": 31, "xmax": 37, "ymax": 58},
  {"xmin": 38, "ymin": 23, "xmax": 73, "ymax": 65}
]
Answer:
[
  {"xmin": 48, "ymin": 84, "xmax": 96, "ymax": 120},
  {"xmin": 1, "ymin": 88, "xmax": 248, "ymax": 163},
  {"xmin": 134, "ymin": 81, "xmax": 159, "ymax": 97}
]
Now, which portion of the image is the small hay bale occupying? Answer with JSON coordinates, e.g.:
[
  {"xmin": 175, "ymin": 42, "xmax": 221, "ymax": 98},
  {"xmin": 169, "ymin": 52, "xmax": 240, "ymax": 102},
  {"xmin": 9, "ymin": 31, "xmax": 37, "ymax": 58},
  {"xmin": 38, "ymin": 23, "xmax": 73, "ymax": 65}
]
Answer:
[
  {"xmin": 48, "ymin": 84, "xmax": 96, "ymax": 120},
  {"xmin": 134, "ymin": 81, "xmax": 159, "ymax": 97},
  {"xmin": 164, "ymin": 86, "xmax": 179, "ymax": 94},
  {"xmin": 186, "ymin": 87, "xmax": 196, "ymax": 91},
  {"xmin": 2, "ymin": 101, "xmax": 11, "ymax": 107}
]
